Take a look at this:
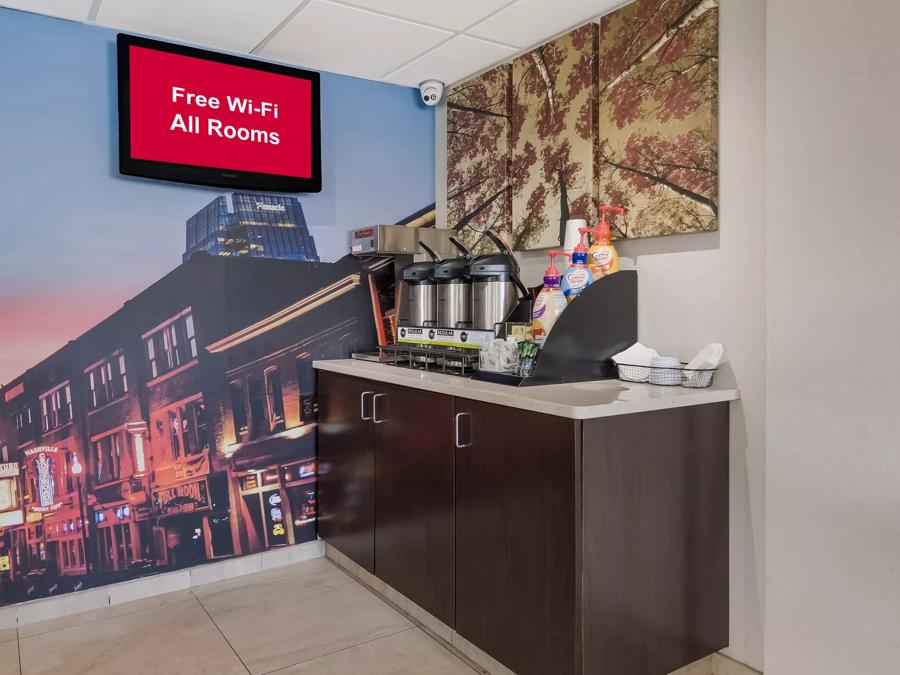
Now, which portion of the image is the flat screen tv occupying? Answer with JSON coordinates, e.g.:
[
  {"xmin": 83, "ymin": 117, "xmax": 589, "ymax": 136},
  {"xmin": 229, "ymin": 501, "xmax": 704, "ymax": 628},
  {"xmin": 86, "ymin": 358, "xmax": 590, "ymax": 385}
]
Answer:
[{"xmin": 117, "ymin": 34, "xmax": 321, "ymax": 192}]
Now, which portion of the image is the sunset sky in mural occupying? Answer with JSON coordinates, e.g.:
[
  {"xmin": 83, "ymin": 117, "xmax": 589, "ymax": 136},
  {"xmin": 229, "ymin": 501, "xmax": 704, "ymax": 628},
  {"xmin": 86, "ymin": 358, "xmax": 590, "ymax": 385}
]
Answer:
[{"xmin": 0, "ymin": 8, "xmax": 434, "ymax": 384}]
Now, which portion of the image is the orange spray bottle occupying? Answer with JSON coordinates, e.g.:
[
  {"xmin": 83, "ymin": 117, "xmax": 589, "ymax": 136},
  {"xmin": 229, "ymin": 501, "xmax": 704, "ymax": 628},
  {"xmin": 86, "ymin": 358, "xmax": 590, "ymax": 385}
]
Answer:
[{"xmin": 588, "ymin": 205, "xmax": 624, "ymax": 279}]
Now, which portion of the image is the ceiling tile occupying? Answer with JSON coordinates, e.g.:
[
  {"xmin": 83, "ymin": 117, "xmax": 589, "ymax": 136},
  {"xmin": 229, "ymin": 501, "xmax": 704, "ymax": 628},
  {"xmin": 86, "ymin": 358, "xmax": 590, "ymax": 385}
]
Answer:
[
  {"xmin": 259, "ymin": 0, "xmax": 452, "ymax": 80},
  {"xmin": 94, "ymin": 0, "xmax": 302, "ymax": 53},
  {"xmin": 385, "ymin": 35, "xmax": 516, "ymax": 88},
  {"xmin": 1, "ymin": 0, "xmax": 93, "ymax": 22},
  {"xmin": 468, "ymin": 0, "xmax": 611, "ymax": 49},
  {"xmin": 331, "ymin": 0, "xmax": 515, "ymax": 32}
]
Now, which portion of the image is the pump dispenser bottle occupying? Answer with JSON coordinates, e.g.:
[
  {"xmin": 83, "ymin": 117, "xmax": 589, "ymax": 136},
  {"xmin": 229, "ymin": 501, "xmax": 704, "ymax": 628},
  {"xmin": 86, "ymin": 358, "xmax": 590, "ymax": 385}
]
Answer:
[
  {"xmin": 588, "ymin": 205, "xmax": 624, "ymax": 279},
  {"xmin": 532, "ymin": 251, "xmax": 568, "ymax": 344},
  {"xmin": 561, "ymin": 229, "xmax": 594, "ymax": 302}
]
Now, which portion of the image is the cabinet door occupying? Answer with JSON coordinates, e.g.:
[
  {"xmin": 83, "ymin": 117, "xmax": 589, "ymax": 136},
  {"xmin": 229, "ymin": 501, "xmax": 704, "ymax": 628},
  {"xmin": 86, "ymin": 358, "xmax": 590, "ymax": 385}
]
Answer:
[
  {"xmin": 374, "ymin": 383, "xmax": 455, "ymax": 627},
  {"xmin": 455, "ymin": 399, "xmax": 579, "ymax": 675},
  {"xmin": 316, "ymin": 371, "xmax": 375, "ymax": 572},
  {"xmin": 581, "ymin": 403, "xmax": 729, "ymax": 675}
]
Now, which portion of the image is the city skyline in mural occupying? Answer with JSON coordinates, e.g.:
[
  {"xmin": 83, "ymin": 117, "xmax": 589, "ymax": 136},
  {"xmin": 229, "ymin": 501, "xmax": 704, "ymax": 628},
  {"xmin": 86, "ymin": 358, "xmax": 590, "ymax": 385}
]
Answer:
[
  {"xmin": 0, "ymin": 7, "xmax": 435, "ymax": 388},
  {"xmin": 184, "ymin": 193, "xmax": 320, "ymax": 263}
]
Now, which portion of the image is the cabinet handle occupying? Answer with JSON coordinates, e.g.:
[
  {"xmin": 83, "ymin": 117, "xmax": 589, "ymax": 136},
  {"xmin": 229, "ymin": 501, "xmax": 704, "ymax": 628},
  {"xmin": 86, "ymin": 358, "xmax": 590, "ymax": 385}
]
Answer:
[
  {"xmin": 455, "ymin": 412, "xmax": 472, "ymax": 448},
  {"xmin": 360, "ymin": 391, "xmax": 374, "ymax": 421},
  {"xmin": 372, "ymin": 393, "xmax": 386, "ymax": 424}
]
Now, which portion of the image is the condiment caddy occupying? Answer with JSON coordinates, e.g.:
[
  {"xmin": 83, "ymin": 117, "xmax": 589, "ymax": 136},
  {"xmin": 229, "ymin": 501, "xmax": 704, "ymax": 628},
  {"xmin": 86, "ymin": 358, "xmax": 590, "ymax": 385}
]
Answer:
[{"xmin": 613, "ymin": 342, "xmax": 724, "ymax": 389}]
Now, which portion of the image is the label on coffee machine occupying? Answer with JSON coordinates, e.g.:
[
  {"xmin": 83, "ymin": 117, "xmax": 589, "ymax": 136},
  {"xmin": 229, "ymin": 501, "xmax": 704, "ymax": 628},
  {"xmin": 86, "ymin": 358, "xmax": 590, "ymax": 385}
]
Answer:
[{"xmin": 397, "ymin": 327, "xmax": 493, "ymax": 350}]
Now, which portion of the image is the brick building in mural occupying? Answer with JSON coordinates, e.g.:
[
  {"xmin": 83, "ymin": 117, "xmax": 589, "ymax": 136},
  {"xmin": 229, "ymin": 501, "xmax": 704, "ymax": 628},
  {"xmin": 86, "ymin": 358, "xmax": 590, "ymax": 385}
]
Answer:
[{"xmin": 0, "ymin": 253, "xmax": 374, "ymax": 603}]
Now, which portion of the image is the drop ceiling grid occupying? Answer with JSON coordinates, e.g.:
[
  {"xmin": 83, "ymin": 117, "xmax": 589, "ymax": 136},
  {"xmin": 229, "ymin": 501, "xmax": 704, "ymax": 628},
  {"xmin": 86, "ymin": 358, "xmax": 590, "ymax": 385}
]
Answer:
[
  {"xmin": 256, "ymin": 0, "xmax": 527, "ymax": 85},
  {"xmin": 2, "ymin": 0, "xmax": 623, "ymax": 87},
  {"xmin": 369, "ymin": 0, "xmax": 526, "ymax": 85},
  {"xmin": 257, "ymin": 0, "xmax": 456, "ymax": 80},
  {"xmin": 93, "ymin": 0, "xmax": 305, "ymax": 53},
  {"xmin": 0, "ymin": 0, "xmax": 94, "ymax": 21},
  {"xmin": 323, "ymin": 0, "xmax": 522, "ymax": 35}
]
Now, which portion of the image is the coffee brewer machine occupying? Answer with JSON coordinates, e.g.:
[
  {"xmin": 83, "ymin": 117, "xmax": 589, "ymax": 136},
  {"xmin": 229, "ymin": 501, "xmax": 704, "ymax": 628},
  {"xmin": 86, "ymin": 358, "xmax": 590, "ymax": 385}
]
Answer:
[
  {"xmin": 433, "ymin": 237, "xmax": 473, "ymax": 329},
  {"xmin": 469, "ymin": 230, "xmax": 529, "ymax": 331}
]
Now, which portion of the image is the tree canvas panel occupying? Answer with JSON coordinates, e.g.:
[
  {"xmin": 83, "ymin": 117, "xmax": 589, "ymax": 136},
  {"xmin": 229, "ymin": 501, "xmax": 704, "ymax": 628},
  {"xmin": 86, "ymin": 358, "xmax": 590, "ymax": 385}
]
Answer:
[
  {"xmin": 510, "ymin": 24, "xmax": 599, "ymax": 251},
  {"xmin": 447, "ymin": 65, "xmax": 513, "ymax": 256},
  {"xmin": 597, "ymin": 0, "xmax": 719, "ymax": 239}
]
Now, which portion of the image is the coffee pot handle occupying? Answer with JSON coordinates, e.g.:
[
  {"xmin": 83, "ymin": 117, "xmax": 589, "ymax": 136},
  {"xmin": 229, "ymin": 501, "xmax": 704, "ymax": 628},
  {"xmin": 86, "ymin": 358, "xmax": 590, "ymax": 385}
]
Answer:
[
  {"xmin": 418, "ymin": 241, "xmax": 440, "ymax": 261},
  {"xmin": 449, "ymin": 236, "xmax": 472, "ymax": 259},
  {"xmin": 484, "ymin": 229, "xmax": 513, "ymax": 256}
]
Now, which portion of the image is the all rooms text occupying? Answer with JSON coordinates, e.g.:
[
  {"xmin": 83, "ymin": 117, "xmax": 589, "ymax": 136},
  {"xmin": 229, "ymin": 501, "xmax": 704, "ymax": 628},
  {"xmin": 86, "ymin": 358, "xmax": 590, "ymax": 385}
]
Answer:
[{"xmin": 169, "ymin": 86, "xmax": 282, "ymax": 145}]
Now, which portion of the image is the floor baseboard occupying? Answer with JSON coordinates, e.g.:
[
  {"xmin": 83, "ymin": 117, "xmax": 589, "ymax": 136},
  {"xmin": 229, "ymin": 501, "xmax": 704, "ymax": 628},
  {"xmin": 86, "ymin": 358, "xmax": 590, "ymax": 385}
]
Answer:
[
  {"xmin": 325, "ymin": 543, "xmax": 763, "ymax": 675},
  {"xmin": 0, "ymin": 540, "xmax": 325, "ymax": 629}
]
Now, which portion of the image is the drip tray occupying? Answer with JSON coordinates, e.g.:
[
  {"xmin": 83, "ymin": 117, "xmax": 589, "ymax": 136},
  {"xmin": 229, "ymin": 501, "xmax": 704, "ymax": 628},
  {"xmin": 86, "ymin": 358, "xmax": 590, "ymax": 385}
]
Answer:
[{"xmin": 353, "ymin": 344, "xmax": 479, "ymax": 376}]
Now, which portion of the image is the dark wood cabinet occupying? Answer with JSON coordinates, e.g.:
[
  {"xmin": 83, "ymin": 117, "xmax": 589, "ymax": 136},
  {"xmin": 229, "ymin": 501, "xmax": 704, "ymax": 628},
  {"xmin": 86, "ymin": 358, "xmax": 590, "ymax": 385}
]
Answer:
[
  {"xmin": 316, "ymin": 371, "xmax": 376, "ymax": 572},
  {"xmin": 316, "ymin": 372, "xmax": 455, "ymax": 625},
  {"xmin": 454, "ymin": 398, "xmax": 580, "ymax": 675},
  {"xmin": 373, "ymin": 383, "xmax": 455, "ymax": 626},
  {"xmin": 581, "ymin": 404, "xmax": 729, "ymax": 675},
  {"xmin": 317, "ymin": 368, "xmax": 729, "ymax": 675}
]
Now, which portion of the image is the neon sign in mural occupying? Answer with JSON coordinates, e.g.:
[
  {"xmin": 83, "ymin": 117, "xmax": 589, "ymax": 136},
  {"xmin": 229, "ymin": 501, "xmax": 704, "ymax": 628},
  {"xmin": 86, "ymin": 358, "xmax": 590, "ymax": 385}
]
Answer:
[
  {"xmin": 269, "ymin": 492, "xmax": 286, "ymax": 538},
  {"xmin": 35, "ymin": 453, "xmax": 54, "ymax": 507},
  {"xmin": 126, "ymin": 421, "xmax": 149, "ymax": 476},
  {"xmin": 24, "ymin": 446, "xmax": 62, "ymax": 513}
]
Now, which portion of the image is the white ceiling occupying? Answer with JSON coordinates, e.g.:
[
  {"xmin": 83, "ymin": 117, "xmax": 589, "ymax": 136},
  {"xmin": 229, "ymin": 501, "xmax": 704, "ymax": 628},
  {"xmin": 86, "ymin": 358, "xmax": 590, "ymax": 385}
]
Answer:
[{"xmin": 1, "ymin": 0, "xmax": 621, "ymax": 87}]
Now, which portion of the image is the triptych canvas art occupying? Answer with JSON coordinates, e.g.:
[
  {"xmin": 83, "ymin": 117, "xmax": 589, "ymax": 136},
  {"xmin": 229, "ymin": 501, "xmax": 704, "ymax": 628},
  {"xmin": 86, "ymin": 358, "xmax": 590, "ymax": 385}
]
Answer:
[{"xmin": 447, "ymin": 0, "xmax": 720, "ymax": 252}]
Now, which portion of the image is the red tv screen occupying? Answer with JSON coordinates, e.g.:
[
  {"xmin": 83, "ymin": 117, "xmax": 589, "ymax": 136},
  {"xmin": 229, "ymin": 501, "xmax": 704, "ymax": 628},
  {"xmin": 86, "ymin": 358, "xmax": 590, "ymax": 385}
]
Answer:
[{"xmin": 118, "ymin": 35, "xmax": 321, "ymax": 192}]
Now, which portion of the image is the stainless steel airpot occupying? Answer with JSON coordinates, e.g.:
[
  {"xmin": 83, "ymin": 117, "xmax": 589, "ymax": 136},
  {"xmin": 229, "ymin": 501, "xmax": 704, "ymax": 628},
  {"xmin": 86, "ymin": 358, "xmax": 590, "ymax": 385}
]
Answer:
[
  {"xmin": 433, "ymin": 237, "xmax": 473, "ymax": 329},
  {"xmin": 397, "ymin": 241, "xmax": 440, "ymax": 327},
  {"xmin": 468, "ymin": 230, "xmax": 529, "ymax": 331}
]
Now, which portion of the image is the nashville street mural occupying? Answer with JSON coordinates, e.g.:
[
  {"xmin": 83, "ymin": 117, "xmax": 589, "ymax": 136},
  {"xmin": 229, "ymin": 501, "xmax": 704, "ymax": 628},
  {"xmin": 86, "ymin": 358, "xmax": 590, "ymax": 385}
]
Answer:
[
  {"xmin": 0, "ymin": 9, "xmax": 434, "ymax": 605},
  {"xmin": 0, "ymin": 194, "xmax": 386, "ymax": 604},
  {"xmin": 0, "ymin": 191, "xmax": 437, "ymax": 604}
]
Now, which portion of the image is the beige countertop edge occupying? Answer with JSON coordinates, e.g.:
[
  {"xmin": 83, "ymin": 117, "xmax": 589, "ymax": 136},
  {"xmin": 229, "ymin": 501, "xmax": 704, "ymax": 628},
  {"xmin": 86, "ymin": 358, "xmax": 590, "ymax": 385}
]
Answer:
[{"xmin": 313, "ymin": 359, "xmax": 740, "ymax": 420}]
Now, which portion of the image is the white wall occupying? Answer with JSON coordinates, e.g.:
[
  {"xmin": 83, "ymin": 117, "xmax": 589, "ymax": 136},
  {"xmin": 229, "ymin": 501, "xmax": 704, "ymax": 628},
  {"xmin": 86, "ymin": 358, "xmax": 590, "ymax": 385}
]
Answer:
[
  {"xmin": 435, "ymin": 1, "xmax": 766, "ymax": 669},
  {"xmin": 765, "ymin": 1, "xmax": 900, "ymax": 674}
]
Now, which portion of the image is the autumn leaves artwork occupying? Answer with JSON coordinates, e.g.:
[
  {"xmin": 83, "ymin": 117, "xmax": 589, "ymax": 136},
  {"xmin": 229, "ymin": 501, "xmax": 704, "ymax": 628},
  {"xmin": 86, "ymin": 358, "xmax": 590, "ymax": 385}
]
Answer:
[
  {"xmin": 598, "ymin": 0, "xmax": 719, "ymax": 238},
  {"xmin": 512, "ymin": 25, "xmax": 598, "ymax": 252},
  {"xmin": 446, "ymin": 26, "xmax": 596, "ymax": 255},
  {"xmin": 447, "ymin": 0, "xmax": 719, "ymax": 252},
  {"xmin": 446, "ymin": 66, "xmax": 514, "ymax": 255}
]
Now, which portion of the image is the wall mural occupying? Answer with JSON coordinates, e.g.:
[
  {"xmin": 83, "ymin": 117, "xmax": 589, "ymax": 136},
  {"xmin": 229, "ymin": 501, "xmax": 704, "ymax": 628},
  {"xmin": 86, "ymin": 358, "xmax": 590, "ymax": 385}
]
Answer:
[
  {"xmin": 447, "ymin": 0, "xmax": 719, "ymax": 251},
  {"xmin": 0, "ymin": 8, "xmax": 434, "ymax": 605}
]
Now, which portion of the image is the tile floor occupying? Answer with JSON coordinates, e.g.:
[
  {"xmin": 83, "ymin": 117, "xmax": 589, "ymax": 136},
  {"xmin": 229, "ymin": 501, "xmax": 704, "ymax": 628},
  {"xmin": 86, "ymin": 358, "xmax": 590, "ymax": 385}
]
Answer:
[
  {"xmin": 0, "ymin": 557, "xmax": 475, "ymax": 675},
  {"xmin": 0, "ymin": 555, "xmax": 751, "ymax": 675}
]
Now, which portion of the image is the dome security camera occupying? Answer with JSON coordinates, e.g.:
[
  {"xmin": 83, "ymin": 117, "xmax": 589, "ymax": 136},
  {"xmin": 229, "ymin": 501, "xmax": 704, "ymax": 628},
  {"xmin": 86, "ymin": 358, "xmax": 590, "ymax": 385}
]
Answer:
[{"xmin": 419, "ymin": 80, "xmax": 445, "ymax": 106}]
